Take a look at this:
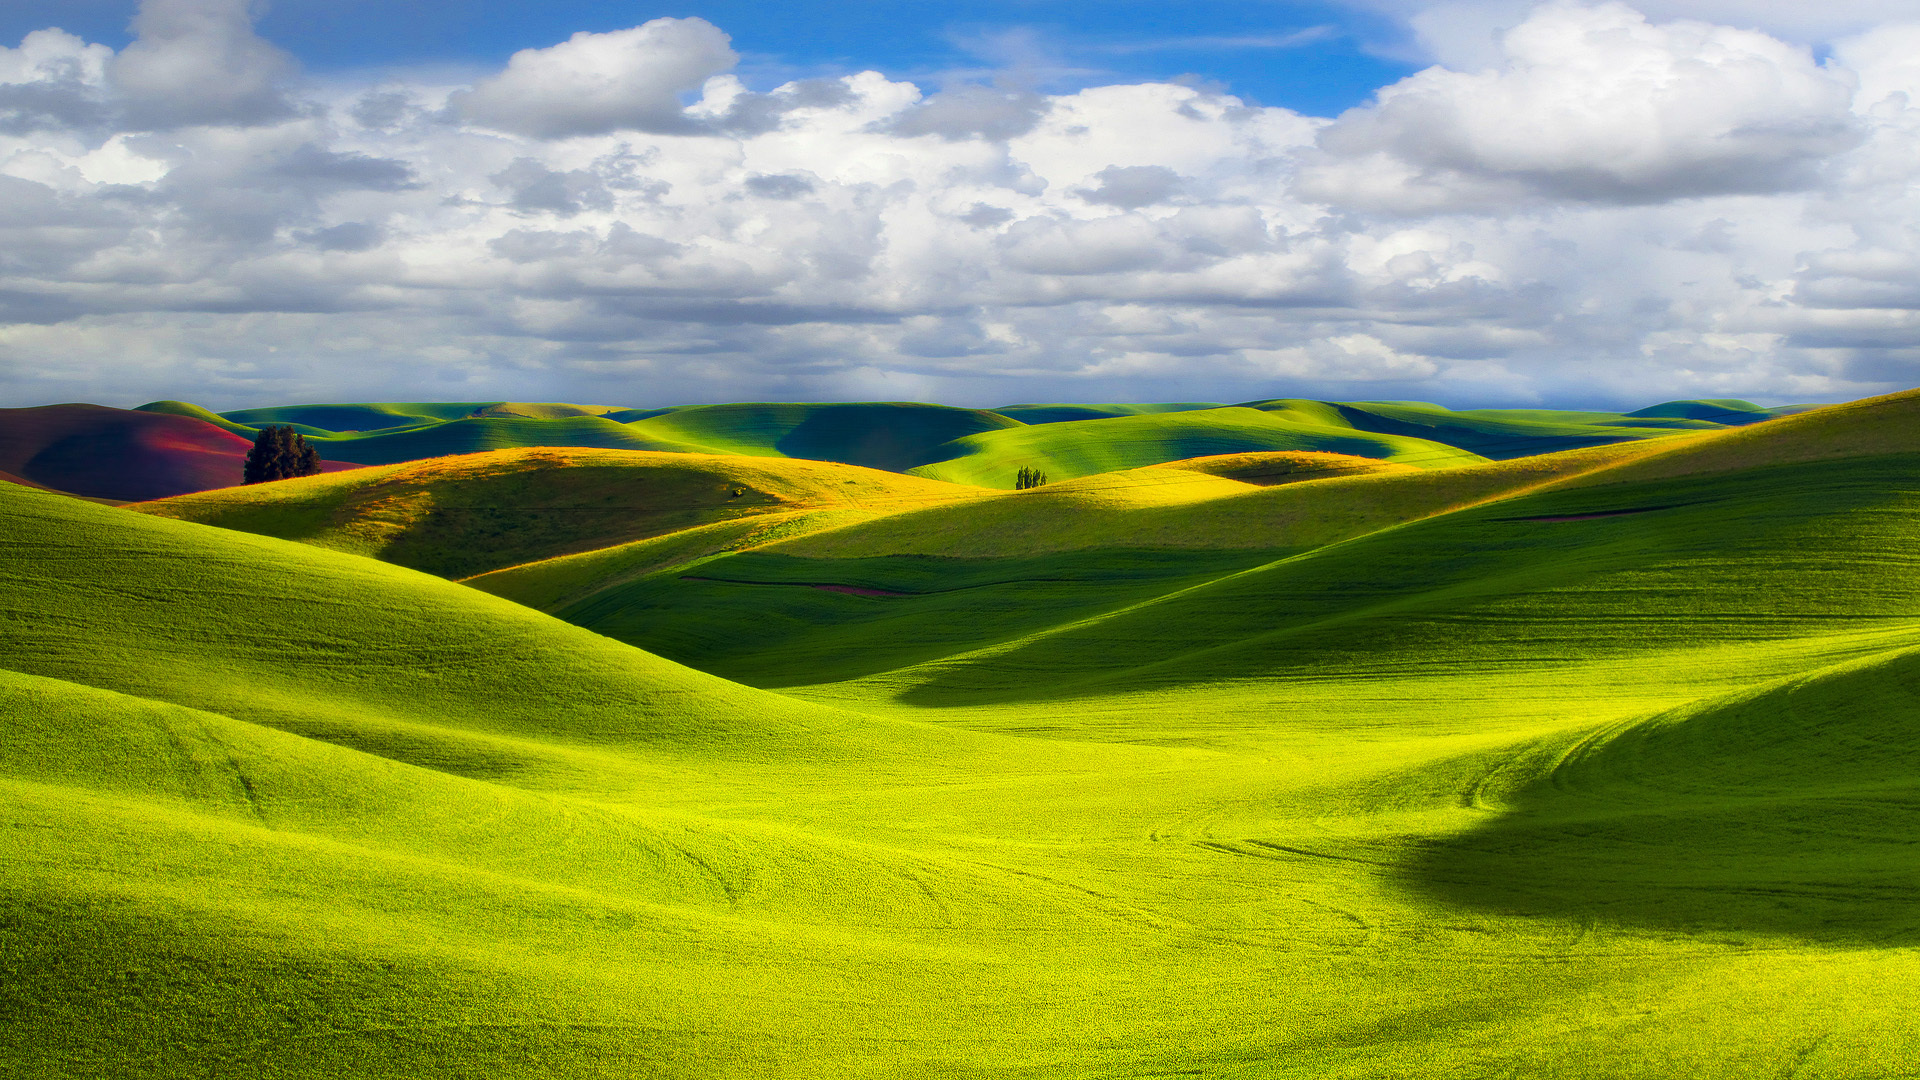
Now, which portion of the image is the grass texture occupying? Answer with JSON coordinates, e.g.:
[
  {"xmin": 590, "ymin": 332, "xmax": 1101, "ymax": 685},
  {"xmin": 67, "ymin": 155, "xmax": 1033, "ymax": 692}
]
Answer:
[
  {"xmin": 7, "ymin": 389, "xmax": 1918, "ymax": 1078},
  {"xmin": 138, "ymin": 448, "xmax": 976, "ymax": 579}
]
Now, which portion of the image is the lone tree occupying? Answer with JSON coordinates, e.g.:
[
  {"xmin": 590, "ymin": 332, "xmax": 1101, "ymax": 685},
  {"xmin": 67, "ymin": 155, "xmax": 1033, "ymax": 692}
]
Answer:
[
  {"xmin": 243, "ymin": 425, "xmax": 322, "ymax": 484},
  {"xmin": 1015, "ymin": 465, "xmax": 1049, "ymax": 490}
]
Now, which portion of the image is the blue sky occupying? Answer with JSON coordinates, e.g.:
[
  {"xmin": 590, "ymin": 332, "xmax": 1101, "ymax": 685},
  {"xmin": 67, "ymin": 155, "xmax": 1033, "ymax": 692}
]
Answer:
[
  {"xmin": 0, "ymin": 0, "xmax": 1416, "ymax": 117},
  {"xmin": 0, "ymin": 0, "xmax": 1916, "ymax": 410}
]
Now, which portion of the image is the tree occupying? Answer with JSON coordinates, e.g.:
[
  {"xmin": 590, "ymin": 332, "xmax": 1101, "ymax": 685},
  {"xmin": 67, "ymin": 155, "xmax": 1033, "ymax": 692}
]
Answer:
[
  {"xmin": 1015, "ymin": 465, "xmax": 1048, "ymax": 490},
  {"xmin": 243, "ymin": 425, "xmax": 322, "ymax": 484}
]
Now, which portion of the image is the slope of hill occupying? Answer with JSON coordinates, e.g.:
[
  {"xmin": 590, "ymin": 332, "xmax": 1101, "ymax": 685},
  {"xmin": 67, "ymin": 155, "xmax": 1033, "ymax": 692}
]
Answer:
[
  {"xmin": 481, "ymin": 442, "xmax": 1666, "ymax": 684},
  {"xmin": 138, "ymin": 448, "xmax": 982, "ymax": 579},
  {"xmin": 133, "ymin": 398, "xmax": 262, "ymax": 436},
  {"xmin": 1624, "ymin": 397, "xmax": 1811, "ymax": 424},
  {"xmin": 839, "ymin": 391, "xmax": 1920, "ymax": 709},
  {"xmin": 286, "ymin": 414, "xmax": 709, "ymax": 465},
  {"xmin": 1409, "ymin": 643, "xmax": 1920, "ymax": 942},
  {"xmin": 1313, "ymin": 400, "xmax": 1704, "ymax": 458},
  {"xmin": 907, "ymin": 405, "xmax": 1488, "ymax": 486},
  {"xmin": 991, "ymin": 402, "xmax": 1223, "ymax": 424},
  {"xmin": 0, "ymin": 403, "xmax": 360, "ymax": 501},
  {"xmin": 624, "ymin": 401, "xmax": 1024, "ymax": 471},
  {"xmin": 221, "ymin": 400, "xmax": 626, "ymax": 428}
]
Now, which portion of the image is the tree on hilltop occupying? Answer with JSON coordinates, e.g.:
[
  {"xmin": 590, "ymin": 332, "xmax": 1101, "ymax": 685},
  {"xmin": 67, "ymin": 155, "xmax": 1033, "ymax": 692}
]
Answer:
[
  {"xmin": 1015, "ymin": 465, "xmax": 1049, "ymax": 490},
  {"xmin": 243, "ymin": 425, "xmax": 322, "ymax": 484}
]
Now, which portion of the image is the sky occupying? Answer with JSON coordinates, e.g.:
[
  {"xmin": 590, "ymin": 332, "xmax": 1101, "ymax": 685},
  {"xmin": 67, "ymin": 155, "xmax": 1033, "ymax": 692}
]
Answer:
[{"xmin": 1, "ymin": 1, "xmax": 1918, "ymax": 410}]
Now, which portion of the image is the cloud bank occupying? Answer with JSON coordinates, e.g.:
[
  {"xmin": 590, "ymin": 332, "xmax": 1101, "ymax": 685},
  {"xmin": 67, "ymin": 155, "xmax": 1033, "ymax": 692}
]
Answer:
[{"xmin": 1, "ymin": 0, "xmax": 1918, "ymax": 409}]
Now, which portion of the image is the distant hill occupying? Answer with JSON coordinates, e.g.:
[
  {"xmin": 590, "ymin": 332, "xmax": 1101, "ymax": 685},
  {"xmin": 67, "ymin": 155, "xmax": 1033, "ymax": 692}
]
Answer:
[
  {"xmin": 907, "ymin": 404, "xmax": 1486, "ymax": 485},
  {"xmin": 0, "ymin": 393, "xmax": 1795, "ymax": 504},
  {"xmin": 625, "ymin": 401, "xmax": 1023, "ymax": 471},
  {"xmin": 0, "ymin": 404, "xmax": 358, "ymax": 501}
]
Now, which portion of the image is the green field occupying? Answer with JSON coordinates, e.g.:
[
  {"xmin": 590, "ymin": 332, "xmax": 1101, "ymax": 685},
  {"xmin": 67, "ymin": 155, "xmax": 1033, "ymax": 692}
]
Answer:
[{"xmin": 6, "ymin": 389, "xmax": 1918, "ymax": 1077}]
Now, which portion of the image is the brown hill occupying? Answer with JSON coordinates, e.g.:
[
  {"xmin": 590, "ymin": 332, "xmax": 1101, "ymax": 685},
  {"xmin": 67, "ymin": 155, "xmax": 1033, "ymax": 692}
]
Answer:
[{"xmin": 0, "ymin": 404, "xmax": 358, "ymax": 501}]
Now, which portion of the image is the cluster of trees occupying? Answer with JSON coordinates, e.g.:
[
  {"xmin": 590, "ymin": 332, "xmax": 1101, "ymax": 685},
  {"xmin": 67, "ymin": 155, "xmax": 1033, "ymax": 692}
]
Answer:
[
  {"xmin": 243, "ymin": 425, "xmax": 321, "ymax": 484},
  {"xmin": 1015, "ymin": 465, "xmax": 1049, "ymax": 490}
]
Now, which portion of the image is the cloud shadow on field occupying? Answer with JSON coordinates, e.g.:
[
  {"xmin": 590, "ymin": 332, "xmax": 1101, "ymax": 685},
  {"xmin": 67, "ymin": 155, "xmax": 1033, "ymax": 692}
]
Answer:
[{"xmin": 1398, "ymin": 649, "xmax": 1920, "ymax": 947}]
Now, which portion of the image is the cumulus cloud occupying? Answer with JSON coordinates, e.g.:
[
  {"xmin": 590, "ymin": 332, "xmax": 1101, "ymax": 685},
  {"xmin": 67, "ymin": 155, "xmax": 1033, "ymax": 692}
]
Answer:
[
  {"xmin": 1346, "ymin": 0, "xmax": 1920, "ymax": 68},
  {"xmin": 885, "ymin": 85, "xmax": 1050, "ymax": 141},
  {"xmin": 743, "ymin": 173, "xmax": 815, "ymax": 200},
  {"xmin": 0, "ymin": 29, "xmax": 115, "ymax": 134},
  {"xmin": 1298, "ymin": 2, "xmax": 1860, "ymax": 212},
  {"xmin": 1245, "ymin": 334, "xmax": 1441, "ymax": 381},
  {"xmin": 2, "ymin": 2, "xmax": 1920, "ymax": 410},
  {"xmin": 450, "ymin": 18, "xmax": 736, "ymax": 138},
  {"xmin": 110, "ymin": 0, "xmax": 296, "ymax": 129},
  {"xmin": 1075, "ymin": 165, "xmax": 1184, "ymax": 209}
]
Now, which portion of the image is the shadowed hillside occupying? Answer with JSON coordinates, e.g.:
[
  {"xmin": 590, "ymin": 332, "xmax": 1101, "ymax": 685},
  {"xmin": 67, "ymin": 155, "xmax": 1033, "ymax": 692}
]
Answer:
[
  {"xmin": 1406, "ymin": 646, "xmax": 1920, "ymax": 944},
  {"xmin": 0, "ymin": 404, "xmax": 359, "ymax": 501},
  {"xmin": 626, "ymin": 401, "xmax": 1023, "ymax": 471}
]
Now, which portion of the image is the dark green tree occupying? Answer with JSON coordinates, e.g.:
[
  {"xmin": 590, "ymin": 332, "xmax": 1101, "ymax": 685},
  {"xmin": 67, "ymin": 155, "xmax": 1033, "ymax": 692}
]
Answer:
[
  {"xmin": 243, "ymin": 425, "xmax": 322, "ymax": 484},
  {"xmin": 1015, "ymin": 465, "xmax": 1049, "ymax": 490}
]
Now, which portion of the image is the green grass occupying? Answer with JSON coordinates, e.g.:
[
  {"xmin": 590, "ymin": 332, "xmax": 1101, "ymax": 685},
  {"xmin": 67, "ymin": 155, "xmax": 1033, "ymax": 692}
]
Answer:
[
  {"xmin": 10, "ymin": 390, "xmax": 1920, "ymax": 1077},
  {"xmin": 990, "ymin": 402, "xmax": 1224, "ymax": 424},
  {"xmin": 908, "ymin": 405, "xmax": 1488, "ymax": 487},
  {"xmin": 625, "ymin": 400, "xmax": 1023, "ymax": 471},
  {"xmin": 553, "ymin": 548, "xmax": 1282, "ymax": 686},
  {"xmin": 137, "ymin": 447, "xmax": 976, "ymax": 579},
  {"xmin": 133, "ymin": 399, "xmax": 261, "ymax": 436},
  {"xmin": 1324, "ymin": 400, "xmax": 1697, "ymax": 458}
]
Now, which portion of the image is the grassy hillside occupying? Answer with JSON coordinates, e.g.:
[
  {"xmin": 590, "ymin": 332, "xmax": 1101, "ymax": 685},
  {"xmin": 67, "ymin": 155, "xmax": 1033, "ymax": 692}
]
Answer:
[
  {"xmin": 625, "ymin": 401, "xmax": 1023, "ymax": 471},
  {"xmin": 14, "ymin": 390, "xmax": 1920, "ymax": 1078},
  {"xmin": 139, "ymin": 448, "xmax": 981, "ymax": 578},
  {"xmin": 477, "ymin": 442, "xmax": 1666, "ymax": 684},
  {"xmin": 991, "ymin": 402, "xmax": 1223, "ymax": 424},
  {"xmin": 908, "ymin": 405, "xmax": 1488, "ymax": 487},
  {"xmin": 219, "ymin": 400, "xmax": 625, "ymax": 429},
  {"xmin": 288, "ymin": 415, "xmax": 706, "ymax": 465},
  {"xmin": 133, "ymin": 398, "xmax": 262, "ymax": 436},
  {"xmin": 1323, "ymin": 399, "xmax": 1701, "ymax": 458}
]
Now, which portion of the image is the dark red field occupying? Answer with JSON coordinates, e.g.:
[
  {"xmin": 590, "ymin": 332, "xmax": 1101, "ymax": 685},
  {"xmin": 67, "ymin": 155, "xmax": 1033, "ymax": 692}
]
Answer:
[{"xmin": 0, "ymin": 404, "xmax": 357, "ymax": 501}]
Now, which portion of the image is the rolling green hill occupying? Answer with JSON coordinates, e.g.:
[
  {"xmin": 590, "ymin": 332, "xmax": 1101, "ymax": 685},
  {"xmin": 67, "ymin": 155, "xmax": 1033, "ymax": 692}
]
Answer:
[
  {"xmin": 624, "ymin": 400, "xmax": 1023, "ymax": 471},
  {"xmin": 1321, "ymin": 399, "xmax": 1706, "ymax": 458},
  {"xmin": 907, "ymin": 405, "xmax": 1489, "ymax": 486},
  {"xmin": 990, "ymin": 401, "xmax": 1223, "ymax": 424},
  {"xmin": 12, "ymin": 389, "xmax": 1920, "ymax": 1079},
  {"xmin": 139, "ymin": 448, "xmax": 982, "ymax": 578}
]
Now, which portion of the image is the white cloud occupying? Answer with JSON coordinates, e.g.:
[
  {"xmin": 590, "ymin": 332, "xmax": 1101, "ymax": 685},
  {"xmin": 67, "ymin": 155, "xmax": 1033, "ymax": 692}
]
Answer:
[
  {"xmin": 1346, "ymin": 0, "xmax": 1920, "ymax": 67},
  {"xmin": 1245, "ymin": 334, "xmax": 1442, "ymax": 380},
  {"xmin": 110, "ymin": 0, "xmax": 296, "ymax": 129},
  {"xmin": 1299, "ymin": 2, "xmax": 1859, "ymax": 212},
  {"xmin": 450, "ymin": 18, "xmax": 736, "ymax": 139},
  {"xmin": 0, "ymin": 29, "xmax": 114, "ymax": 135},
  {"xmin": 883, "ymin": 85, "xmax": 1050, "ymax": 141},
  {"xmin": 2, "ymin": 1, "xmax": 1920, "ymax": 411}
]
